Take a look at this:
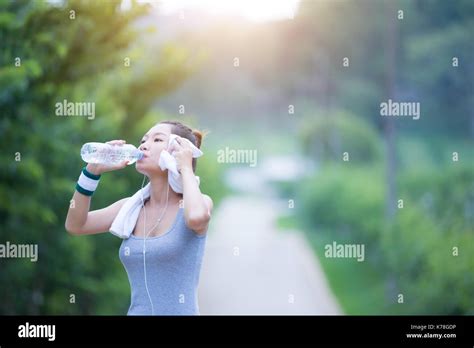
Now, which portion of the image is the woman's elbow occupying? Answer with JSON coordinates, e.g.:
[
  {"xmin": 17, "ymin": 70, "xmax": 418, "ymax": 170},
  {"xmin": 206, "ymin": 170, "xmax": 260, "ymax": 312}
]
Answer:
[
  {"xmin": 186, "ymin": 212, "xmax": 211, "ymax": 231},
  {"xmin": 65, "ymin": 221, "xmax": 82, "ymax": 235}
]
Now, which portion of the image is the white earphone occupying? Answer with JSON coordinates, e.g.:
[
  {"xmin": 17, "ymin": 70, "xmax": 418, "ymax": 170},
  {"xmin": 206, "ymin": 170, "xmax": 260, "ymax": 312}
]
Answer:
[{"xmin": 139, "ymin": 172, "xmax": 169, "ymax": 315}]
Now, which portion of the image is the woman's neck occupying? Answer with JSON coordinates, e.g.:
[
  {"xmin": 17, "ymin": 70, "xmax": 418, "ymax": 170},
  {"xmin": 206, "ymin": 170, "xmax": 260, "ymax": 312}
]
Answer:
[{"xmin": 148, "ymin": 174, "xmax": 181, "ymax": 207}]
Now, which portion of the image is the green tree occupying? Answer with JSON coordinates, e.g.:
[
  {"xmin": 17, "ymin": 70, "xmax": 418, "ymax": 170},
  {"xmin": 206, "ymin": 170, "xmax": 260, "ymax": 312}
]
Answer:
[{"xmin": 0, "ymin": 0, "xmax": 192, "ymax": 314}]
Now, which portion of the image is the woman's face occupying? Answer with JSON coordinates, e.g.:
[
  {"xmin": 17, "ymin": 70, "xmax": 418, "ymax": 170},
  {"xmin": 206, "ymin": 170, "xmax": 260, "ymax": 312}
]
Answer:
[{"xmin": 135, "ymin": 123, "xmax": 172, "ymax": 176}]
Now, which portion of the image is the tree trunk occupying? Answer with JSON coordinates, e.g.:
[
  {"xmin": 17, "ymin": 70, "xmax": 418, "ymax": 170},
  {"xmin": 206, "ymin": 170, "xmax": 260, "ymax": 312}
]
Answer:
[{"xmin": 384, "ymin": 1, "xmax": 398, "ymax": 221}]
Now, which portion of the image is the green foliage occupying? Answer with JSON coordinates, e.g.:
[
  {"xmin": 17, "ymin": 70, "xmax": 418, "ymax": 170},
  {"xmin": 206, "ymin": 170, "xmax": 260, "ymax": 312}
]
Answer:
[
  {"xmin": 299, "ymin": 110, "xmax": 382, "ymax": 164},
  {"xmin": 195, "ymin": 149, "xmax": 227, "ymax": 208},
  {"xmin": 0, "ymin": 0, "xmax": 194, "ymax": 314},
  {"xmin": 403, "ymin": 1, "xmax": 474, "ymax": 134},
  {"xmin": 297, "ymin": 165, "xmax": 385, "ymax": 258},
  {"xmin": 304, "ymin": 229, "xmax": 390, "ymax": 315},
  {"xmin": 287, "ymin": 0, "xmax": 474, "ymax": 314},
  {"xmin": 398, "ymin": 163, "xmax": 474, "ymax": 232},
  {"xmin": 296, "ymin": 162, "xmax": 474, "ymax": 314}
]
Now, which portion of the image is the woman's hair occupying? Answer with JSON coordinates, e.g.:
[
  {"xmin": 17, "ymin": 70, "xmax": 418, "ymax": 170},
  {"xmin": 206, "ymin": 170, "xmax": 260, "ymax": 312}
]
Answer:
[{"xmin": 158, "ymin": 120, "xmax": 204, "ymax": 172}]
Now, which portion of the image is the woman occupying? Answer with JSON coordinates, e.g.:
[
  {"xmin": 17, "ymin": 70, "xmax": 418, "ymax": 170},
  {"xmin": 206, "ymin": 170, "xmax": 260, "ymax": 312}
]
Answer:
[{"xmin": 65, "ymin": 120, "xmax": 213, "ymax": 315}]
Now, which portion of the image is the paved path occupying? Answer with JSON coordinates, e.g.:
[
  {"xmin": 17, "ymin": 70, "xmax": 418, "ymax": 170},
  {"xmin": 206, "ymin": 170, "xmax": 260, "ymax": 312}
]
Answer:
[{"xmin": 198, "ymin": 195, "xmax": 342, "ymax": 315}]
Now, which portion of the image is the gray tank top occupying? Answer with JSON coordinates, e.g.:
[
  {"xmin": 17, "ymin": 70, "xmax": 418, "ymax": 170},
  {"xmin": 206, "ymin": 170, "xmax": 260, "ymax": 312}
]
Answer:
[{"xmin": 119, "ymin": 207, "xmax": 207, "ymax": 315}]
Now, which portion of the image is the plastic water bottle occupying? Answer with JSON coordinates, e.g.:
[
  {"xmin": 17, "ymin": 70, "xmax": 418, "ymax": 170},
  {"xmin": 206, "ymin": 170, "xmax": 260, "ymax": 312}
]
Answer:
[{"xmin": 80, "ymin": 142, "xmax": 143, "ymax": 166}]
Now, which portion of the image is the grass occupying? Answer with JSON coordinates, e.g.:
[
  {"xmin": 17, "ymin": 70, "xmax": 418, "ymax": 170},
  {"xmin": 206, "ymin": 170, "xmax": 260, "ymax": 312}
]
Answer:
[
  {"xmin": 277, "ymin": 215, "xmax": 395, "ymax": 315},
  {"xmin": 275, "ymin": 214, "xmax": 298, "ymax": 230},
  {"xmin": 303, "ymin": 230, "xmax": 394, "ymax": 315}
]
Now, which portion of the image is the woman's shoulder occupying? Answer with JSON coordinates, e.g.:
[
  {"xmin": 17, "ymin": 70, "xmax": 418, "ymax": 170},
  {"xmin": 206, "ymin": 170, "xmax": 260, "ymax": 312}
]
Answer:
[{"xmin": 114, "ymin": 196, "xmax": 131, "ymax": 207}]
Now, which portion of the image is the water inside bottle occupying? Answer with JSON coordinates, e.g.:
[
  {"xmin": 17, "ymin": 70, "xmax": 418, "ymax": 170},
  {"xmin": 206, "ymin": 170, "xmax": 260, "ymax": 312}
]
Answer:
[{"xmin": 81, "ymin": 143, "xmax": 143, "ymax": 165}]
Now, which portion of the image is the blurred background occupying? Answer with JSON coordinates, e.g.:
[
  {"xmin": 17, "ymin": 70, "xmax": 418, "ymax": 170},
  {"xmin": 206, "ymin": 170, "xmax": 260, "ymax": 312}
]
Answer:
[{"xmin": 0, "ymin": 0, "xmax": 473, "ymax": 315}]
